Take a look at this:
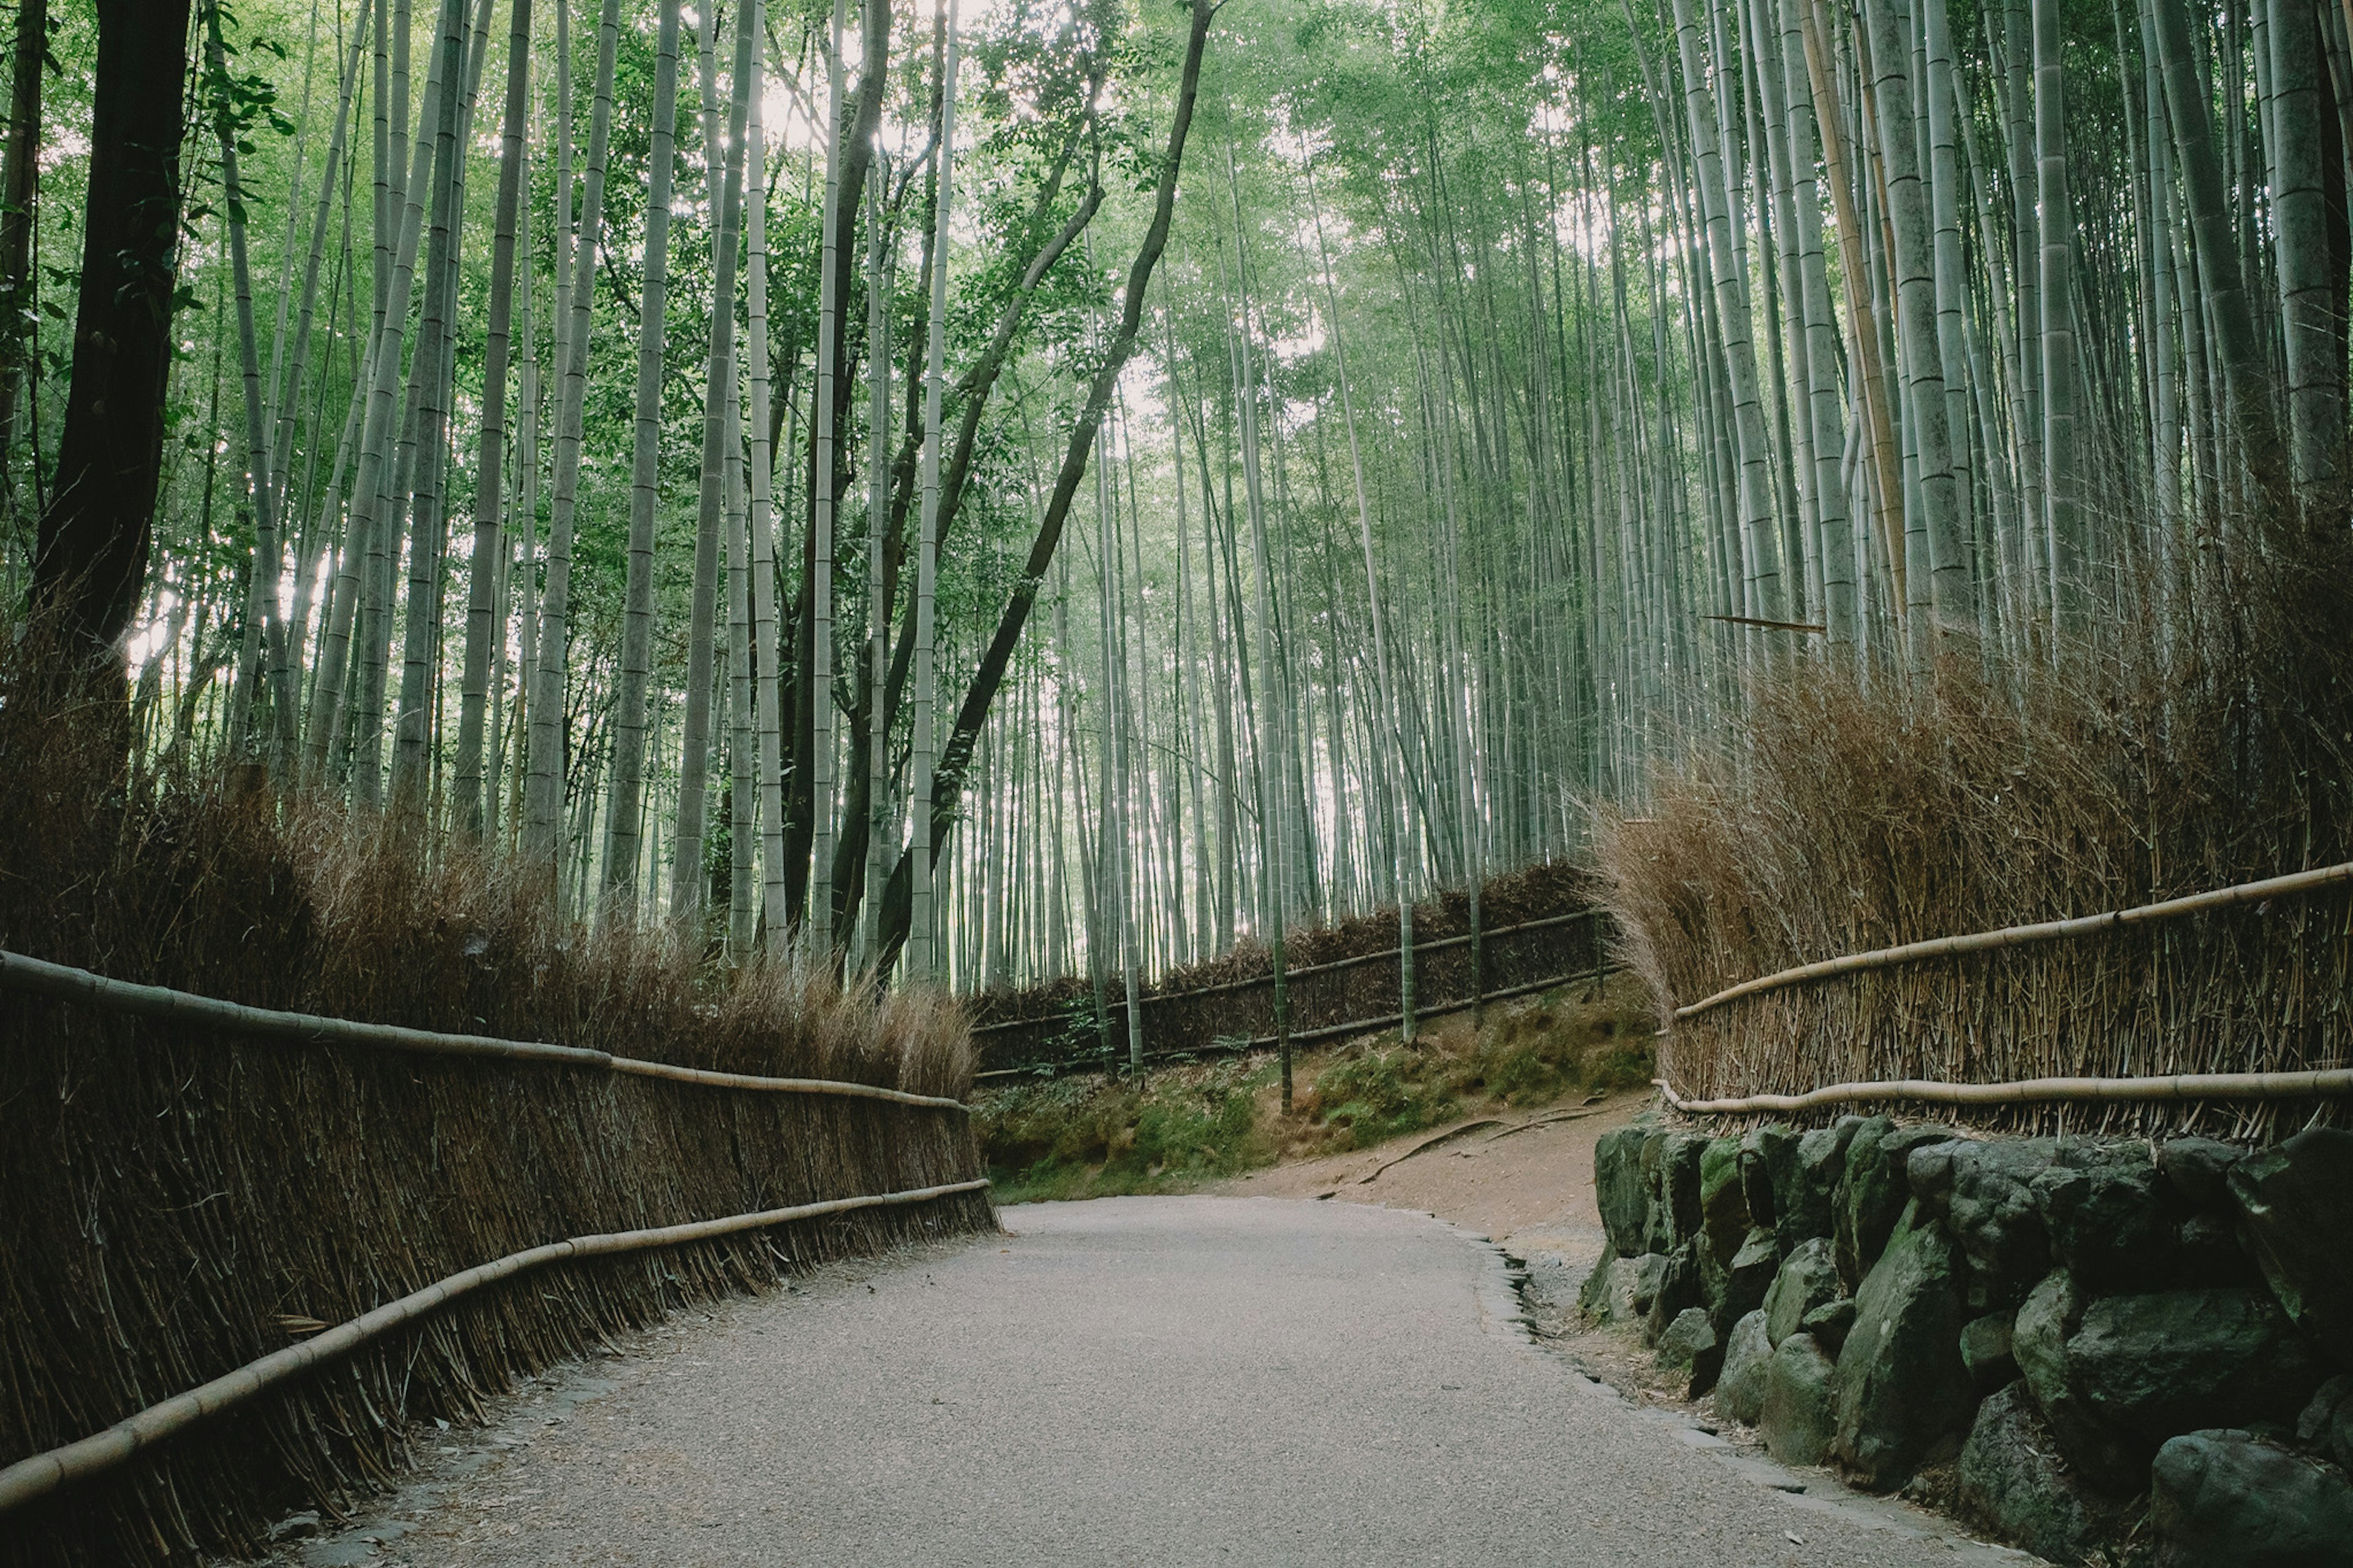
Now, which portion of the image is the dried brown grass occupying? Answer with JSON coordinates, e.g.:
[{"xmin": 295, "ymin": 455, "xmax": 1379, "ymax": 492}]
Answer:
[
  {"xmin": 0, "ymin": 642, "xmax": 986, "ymax": 1567},
  {"xmin": 1599, "ymin": 503, "xmax": 2353, "ymax": 1142}
]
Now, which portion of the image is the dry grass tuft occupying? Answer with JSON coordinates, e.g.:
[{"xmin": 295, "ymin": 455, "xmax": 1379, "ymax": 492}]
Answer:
[
  {"xmin": 0, "ymin": 634, "xmax": 987, "ymax": 1567},
  {"xmin": 1599, "ymin": 499, "xmax": 2353, "ymax": 1142}
]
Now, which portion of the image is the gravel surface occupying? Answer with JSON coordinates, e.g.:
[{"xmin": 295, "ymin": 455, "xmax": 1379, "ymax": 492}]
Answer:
[{"xmin": 270, "ymin": 1197, "xmax": 2030, "ymax": 1568}]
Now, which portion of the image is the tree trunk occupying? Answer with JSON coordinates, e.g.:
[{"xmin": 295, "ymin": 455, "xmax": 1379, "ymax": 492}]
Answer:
[
  {"xmin": 1782, "ymin": 0, "xmax": 1856, "ymax": 646},
  {"xmin": 906, "ymin": 0, "xmax": 959, "ymax": 983},
  {"xmin": 858, "ymin": 164, "xmax": 892, "ymax": 969},
  {"xmin": 31, "ymin": 0, "xmax": 193, "ymax": 670},
  {"xmin": 1859, "ymin": 0, "xmax": 1973, "ymax": 638},
  {"xmin": 606, "ymin": 0, "xmax": 684, "ymax": 903},
  {"xmin": 267, "ymin": 0, "xmax": 373, "ymax": 528},
  {"xmin": 208, "ymin": 9, "xmax": 294, "ymax": 765},
  {"xmin": 2268, "ymin": 0, "xmax": 2343, "ymax": 493},
  {"xmin": 522, "ymin": 0, "xmax": 621, "ymax": 869},
  {"xmin": 0, "ymin": 0, "xmax": 47, "ymax": 490},
  {"xmin": 453, "ymin": 0, "xmax": 532, "ymax": 837},
  {"xmin": 2031, "ymin": 0, "xmax": 2081, "ymax": 617},
  {"xmin": 745, "ymin": 2, "xmax": 787, "ymax": 950},
  {"xmin": 388, "ymin": 0, "xmax": 494, "ymax": 816},
  {"xmin": 1669, "ymin": 0, "xmax": 1785, "ymax": 629},
  {"xmin": 302, "ymin": 0, "xmax": 459, "ymax": 784},
  {"xmin": 2148, "ymin": 0, "xmax": 2286, "ymax": 498},
  {"xmin": 670, "ymin": 0, "xmax": 757, "ymax": 926},
  {"xmin": 805, "ymin": 0, "xmax": 849, "ymax": 947}
]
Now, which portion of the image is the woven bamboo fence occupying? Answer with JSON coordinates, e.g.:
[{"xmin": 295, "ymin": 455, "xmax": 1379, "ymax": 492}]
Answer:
[
  {"xmin": 2, "ymin": 626, "xmax": 999, "ymax": 1566},
  {"xmin": 967, "ymin": 862, "xmax": 1608, "ymax": 1075},
  {"xmin": 0, "ymin": 969, "xmax": 989, "ymax": 1567},
  {"xmin": 1637, "ymin": 866, "xmax": 2353, "ymax": 1142}
]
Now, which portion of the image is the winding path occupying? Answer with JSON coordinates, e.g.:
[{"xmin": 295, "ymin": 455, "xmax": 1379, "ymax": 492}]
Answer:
[{"xmin": 282, "ymin": 1198, "xmax": 2025, "ymax": 1567}]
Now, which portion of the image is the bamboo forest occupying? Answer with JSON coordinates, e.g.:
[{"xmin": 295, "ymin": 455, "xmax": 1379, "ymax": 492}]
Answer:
[{"xmin": 9, "ymin": 0, "xmax": 2351, "ymax": 1001}]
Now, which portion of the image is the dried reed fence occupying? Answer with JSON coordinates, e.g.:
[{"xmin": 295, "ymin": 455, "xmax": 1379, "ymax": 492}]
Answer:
[
  {"xmin": 1653, "ymin": 860, "xmax": 2353, "ymax": 1115},
  {"xmin": 0, "ymin": 662, "xmax": 991, "ymax": 1567},
  {"xmin": 1638, "ymin": 884, "xmax": 2351, "ymax": 1142},
  {"xmin": 1601, "ymin": 513, "xmax": 2353, "ymax": 1146},
  {"xmin": 966, "ymin": 861, "xmax": 1604, "ymax": 1074}
]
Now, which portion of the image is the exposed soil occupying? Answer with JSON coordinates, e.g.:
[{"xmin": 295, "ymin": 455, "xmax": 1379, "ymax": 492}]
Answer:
[{"xmin": 1203, "ymin": 1084, "xmax": 1648, "ymax": 1258}]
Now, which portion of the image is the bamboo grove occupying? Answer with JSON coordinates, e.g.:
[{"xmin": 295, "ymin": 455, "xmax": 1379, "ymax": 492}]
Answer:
[{"xmin": 6, "ymin": 0, "xmax": 2348, "ymax": 995}]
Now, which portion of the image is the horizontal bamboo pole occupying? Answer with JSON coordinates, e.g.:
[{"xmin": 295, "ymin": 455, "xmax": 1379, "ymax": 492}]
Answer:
[
  {"xmin": 1656, "ymin": 1069, "xmax": 2353, "ymax": 1116},
  {"xmin": 972, "ymin": 964, "xmax": 1624, "ymax": 1080},
  {"xmin": 0, "ymin": 949, "xmax": 967, "ymax": 1111},
  {"xmin": 1702, "ymin": 613, "xmax": 1827, "ymax": 633},
  {"xmin": 1673, "ymin": 860, "xmax": 2353, "ymax": 1020},
  {"xmin": 971, "ymin": 908, "xmax": 1604, "ymax": 1036},
  {"xmin": 1269, "ymin": 964, "xmax": 1621, "ymax": 1047},
  {"xmin": 0, "ymin": 1179, "xmax": 992, "ymax": 1516}
]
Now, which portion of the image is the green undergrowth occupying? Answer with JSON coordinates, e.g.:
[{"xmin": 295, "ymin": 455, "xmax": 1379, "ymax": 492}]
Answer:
[{"xmin": 976, "ymin": 975, "xmax": 1656, "ymax": 1204}]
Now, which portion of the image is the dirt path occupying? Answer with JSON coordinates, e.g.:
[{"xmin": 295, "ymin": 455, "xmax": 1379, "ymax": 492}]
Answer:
[
  {"xmin": 1203, "ymin": 1085, "xmax": 1650, "ymax": 1260},
  {"xmin": 264, "ymin": 1197, "xmax": 2023, "ymax": 1568}
]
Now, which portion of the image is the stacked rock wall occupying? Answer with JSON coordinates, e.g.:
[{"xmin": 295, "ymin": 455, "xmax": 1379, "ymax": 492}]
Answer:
[{"xmin": 1583, "ymin": 1119, "xmax": 2353, "ymax": 1567}]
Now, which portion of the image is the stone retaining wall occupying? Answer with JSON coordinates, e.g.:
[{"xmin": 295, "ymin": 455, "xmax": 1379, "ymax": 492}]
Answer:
[{"xmin": 1583, "ymin": 1118, "xmax": 2353, "ymax": 1567}]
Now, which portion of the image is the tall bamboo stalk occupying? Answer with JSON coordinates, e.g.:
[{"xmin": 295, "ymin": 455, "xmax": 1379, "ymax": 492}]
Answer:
[
  {"xmin": 671, "ymin": 0, "xmax": 757, "ymax": 925},
  {"xmin": 606, "ymin": 0, "xmax": 684, "ymax": 906},
  {"xmin": 454, "ymin": 0, "xmax": 533, "ymax": 838},
  {"xmin": 808, "ymin": 0, "xmax": 847, "ymax": 950},
  {"xmin": 907, "ymin": 0, "xmax": 958, "ymax": 985},
  {"xmin": 522, "ymin": 0, "xmax": 621, "ymax": 871},
  {"xmin": 745, "ymin": 2, "xmax": 787, "ymax": 952}
]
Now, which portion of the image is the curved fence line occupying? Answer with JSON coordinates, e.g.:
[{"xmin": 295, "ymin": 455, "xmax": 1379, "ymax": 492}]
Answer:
[
  {"xmin": 972, "ymin": 963, "xmax": 1624, "ymax": 1080},
  {"xmin": 0, "ymin": 1179, "xmax": 991, "ymax": 1516},
  {"xmin": 1655, "ymin": 1069, "xmax": 2353, "ymax": 1116},
  {"xmin": 0, "ymin": 949, "xmax": 967, "ymax": 1111},
  {"xmin": 970, "ymin": 908, "xmax": 1604, "ymax": 1037},
  {"xmin": 1672, "ymin": 860, "xmax": 2353, "ymax": 1021}
]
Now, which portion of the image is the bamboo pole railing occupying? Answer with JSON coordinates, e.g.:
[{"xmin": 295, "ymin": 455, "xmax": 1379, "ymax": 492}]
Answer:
[
  {"xmin": 0, "ymin": 1179, "xmax": 991, "ymax": 1516},
  {"xmin": 971, "ymin": 907, "xmax": 1605, "ymax": 1037},
  {"xmin": 1672, "ymin": 860, "xmax": 2353, "ymax": 1021},
  {"xmin": 971, "ymin": 963, "xmax": 1623, "ymax": 1080},
  {"xmin": 1656, "ymin": 1069, "xmax": 2353, "ymax": 1116},
  {"xmin": 0, "ymin": 949, "xmax": 968, "ymax": 1111}
]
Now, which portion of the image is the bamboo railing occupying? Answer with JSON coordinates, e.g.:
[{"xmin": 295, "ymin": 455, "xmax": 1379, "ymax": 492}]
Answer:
[
  {"xmin": 1656, "ymin": 1069, "xmax": 2353, "ymax": 1116},
  {"xmin": 0, "ymin": 1179, "xmax": 991, "ymax": 1516},
  {"xmin": 1672, "ymin": 860, "xmax": 2353, "ymax": 1021},
  {"xmin": 0, "ymin": 949, "xmax": 968, "ymax": 1111},
  {"xmin": 969, "ymin": 907, "xmax": 1605, "ymax": 1037},
  {"xmin": 971, "ymin": 961, "xmax": 1624, "ymax": 1080},
  {"xmin": 1659, "ymin": 860, "xmax": 2353, "ymax": 1116}
]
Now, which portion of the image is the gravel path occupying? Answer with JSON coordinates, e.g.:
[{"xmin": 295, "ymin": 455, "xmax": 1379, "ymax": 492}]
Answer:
[{"xmin": 282, "ymin": 1197, "xmax": 2027, "ymax": 1568}]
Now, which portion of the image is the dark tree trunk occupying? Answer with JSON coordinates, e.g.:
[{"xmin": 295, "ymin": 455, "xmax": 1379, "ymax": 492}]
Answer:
[
  {"xmin": 30, "ymin": 0, "xmax": 192, "ymax": 664},
  {"xmin": 0, "ymin": 0, "xmax": 45, "ymax": 476}
]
